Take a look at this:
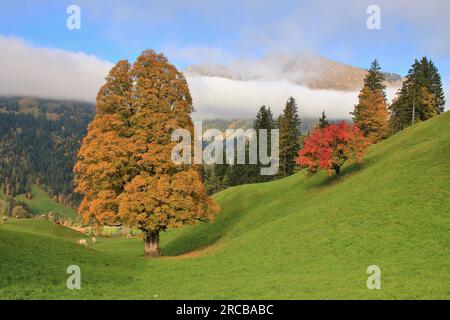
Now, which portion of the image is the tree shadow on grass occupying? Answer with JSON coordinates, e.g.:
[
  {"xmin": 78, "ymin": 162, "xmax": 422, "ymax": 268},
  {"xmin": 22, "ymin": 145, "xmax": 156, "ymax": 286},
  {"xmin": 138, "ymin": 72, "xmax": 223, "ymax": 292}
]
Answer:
[
  {"xmin": 162, "ymin": 153, "xmax": 383, "ymax": 257},
  {"xmin": 306, "ymin": 154, "xmax": 381, "ymax": 189},
  {"xmin": 161, "ymin": 178, "xmax": 296, "ymax": 257},
  {"xmin": 161, "ymin": 215, "xmax": 241, "ymax": 257},
  {"xmin": 161, "ymin": 193, "xmax": 248, "ymax": 257}
]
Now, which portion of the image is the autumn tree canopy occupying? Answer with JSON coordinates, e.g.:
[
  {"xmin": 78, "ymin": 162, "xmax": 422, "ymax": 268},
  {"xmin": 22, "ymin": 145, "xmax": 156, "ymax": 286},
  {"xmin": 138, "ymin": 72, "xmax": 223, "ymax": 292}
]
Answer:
[
  {"xmin": 352, "ymin": 86, "xmax": 390, "ymax": 143},
  {"xmin": 352, "ymin": 60, "xmax": 389, "ymax": 143},
  {"xmin": 296, "ymin": 122, "xmax": 368, "ymax": 180},
  {"xmin": 74, "ymin": 50, "xmax": 219, "ymax": 257}
]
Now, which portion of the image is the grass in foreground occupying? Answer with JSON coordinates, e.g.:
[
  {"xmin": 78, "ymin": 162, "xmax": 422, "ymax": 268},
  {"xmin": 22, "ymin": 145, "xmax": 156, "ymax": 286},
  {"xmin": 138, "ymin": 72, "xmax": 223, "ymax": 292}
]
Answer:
[{"xmin": 0, "ymin": 112, "xmax": 449, "ymax": 299}]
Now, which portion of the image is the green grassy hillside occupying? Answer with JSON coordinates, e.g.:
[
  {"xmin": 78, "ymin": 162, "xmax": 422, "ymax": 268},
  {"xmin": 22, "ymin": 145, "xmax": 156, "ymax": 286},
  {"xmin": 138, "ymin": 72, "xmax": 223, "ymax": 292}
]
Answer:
[
  {"xmin": 14, "ymin": 185, "xmax": 77, "ymax": 219},
  {"xmin": 0, "ymin": 112, "xmax": 449, "ymax": 299},
  {"xmin": 1, "ymin": 184, "xmax": 77, "ymax": 220}
]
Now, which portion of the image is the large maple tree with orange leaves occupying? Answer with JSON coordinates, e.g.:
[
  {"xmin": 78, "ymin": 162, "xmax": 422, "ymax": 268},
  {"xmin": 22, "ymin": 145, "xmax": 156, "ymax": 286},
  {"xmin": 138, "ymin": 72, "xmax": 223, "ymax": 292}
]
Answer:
[{"xmin": 74, "ymin": 50, "xmax": 219, "ymax": 257}]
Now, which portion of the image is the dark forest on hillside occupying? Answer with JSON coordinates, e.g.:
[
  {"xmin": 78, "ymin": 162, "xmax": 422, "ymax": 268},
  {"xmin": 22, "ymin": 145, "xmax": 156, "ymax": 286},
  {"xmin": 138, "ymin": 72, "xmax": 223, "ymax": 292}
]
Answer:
[{"xmin": 0, "ymin": 97, "xmax": 94, "ymax": 206}]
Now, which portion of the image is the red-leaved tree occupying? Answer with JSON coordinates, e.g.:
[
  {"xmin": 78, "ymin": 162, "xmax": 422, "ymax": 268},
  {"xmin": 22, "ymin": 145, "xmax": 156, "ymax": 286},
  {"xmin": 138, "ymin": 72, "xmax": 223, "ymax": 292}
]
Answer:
[{"xmin": 296, "ymin": 122, "xmax": 369, "ymax": 180}]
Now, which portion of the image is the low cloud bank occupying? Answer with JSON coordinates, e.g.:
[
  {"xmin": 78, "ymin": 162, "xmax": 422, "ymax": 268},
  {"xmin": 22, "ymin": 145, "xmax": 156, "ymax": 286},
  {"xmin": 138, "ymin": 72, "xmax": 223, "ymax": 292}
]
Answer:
[
  {"xmin": 0, "ymin": 36, "xmax": 425, "ymax": 119},
  {"xmin": 0, "ymin": 36, "xmax": 112, "ymax": 102},
  {"xmin": 188, "ymin": 76, "xmax": 399, "ymax": 119}
]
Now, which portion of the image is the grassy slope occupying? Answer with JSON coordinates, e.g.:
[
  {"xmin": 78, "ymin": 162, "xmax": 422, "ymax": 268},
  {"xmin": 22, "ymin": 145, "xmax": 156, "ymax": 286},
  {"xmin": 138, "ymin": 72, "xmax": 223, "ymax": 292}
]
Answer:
[
  {"xmin": 15, "ymin": 185, "xmax": 77, "ymax": 219},
  {"xmin": 0, "ymin": 112, "xmax": 449, "ymax": 299}
]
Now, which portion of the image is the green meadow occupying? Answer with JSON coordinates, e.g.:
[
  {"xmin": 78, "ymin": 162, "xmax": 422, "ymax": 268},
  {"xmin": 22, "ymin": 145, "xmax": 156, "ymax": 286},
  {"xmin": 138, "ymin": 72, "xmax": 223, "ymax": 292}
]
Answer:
[
  {"xmin": 15, "ymin": 185, "xmax": 77, "ymax": 220},
  {"xmin": 0, "ymin": 112, "xmax": 449, "ymax": 299}
]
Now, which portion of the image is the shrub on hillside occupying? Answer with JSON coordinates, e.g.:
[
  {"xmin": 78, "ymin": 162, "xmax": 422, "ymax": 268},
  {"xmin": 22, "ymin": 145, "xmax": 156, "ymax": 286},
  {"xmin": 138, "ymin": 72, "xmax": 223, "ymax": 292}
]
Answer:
[{"xmin": 12, "ymin": 205, "xmax": 30, "ymax": 218}]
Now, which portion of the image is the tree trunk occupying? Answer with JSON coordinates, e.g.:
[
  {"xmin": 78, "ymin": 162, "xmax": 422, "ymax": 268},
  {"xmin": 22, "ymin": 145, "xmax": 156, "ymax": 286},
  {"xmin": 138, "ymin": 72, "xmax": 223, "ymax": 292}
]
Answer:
[
  {"xmin": 144, "ymin": 231, "xmax": 161, "ymax": 258},
  {"xmin": 334, "ymin": 165, "xmax": 341, "ymax": 180}
]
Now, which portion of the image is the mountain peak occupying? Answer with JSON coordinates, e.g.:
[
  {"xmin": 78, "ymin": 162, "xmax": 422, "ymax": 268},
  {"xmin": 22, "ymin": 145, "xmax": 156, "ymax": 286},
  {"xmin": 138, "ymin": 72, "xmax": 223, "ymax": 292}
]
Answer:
[{"xmin": 184, "ymin": 53, "xmax": 402, "ymax": 91}]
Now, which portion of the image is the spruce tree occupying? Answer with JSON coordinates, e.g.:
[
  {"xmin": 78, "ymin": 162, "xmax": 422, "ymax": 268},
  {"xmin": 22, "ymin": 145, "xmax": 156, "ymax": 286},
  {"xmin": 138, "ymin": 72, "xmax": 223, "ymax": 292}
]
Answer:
[
  {"xmin": 429, "ymin": 60, "xmax": 446, "ymax": 113},
  {"xmin": 353, "ymin": 86, "xmax": 389, "ymax": 142},
  {"xmin": 389, "ymin": 57, "xmax": 444, "ymax": 132},
  {"xmin": 352, "ymin": 60, "xmax": 389, "ymax": 143},
  {"xmin": 254, "ymin": 105, "xmax": 276, "ymax": 133},
  {"xmin": 253, "ymin": 105, "xmax": 276, "ymax": 182},
  {"xmin": 365, "ymin": 59, "xmax": 386, "ymax": 98},
  {"xmin": 318, "ymin": 110, "xmax": 329, "ymax": 128},
  {"xmin": 278, "ymin": 97, "xmax": 301, "ymax": 176},
  {"xmin": 415, "ymin": 57, "xmax": 446, "ymax": 114}
]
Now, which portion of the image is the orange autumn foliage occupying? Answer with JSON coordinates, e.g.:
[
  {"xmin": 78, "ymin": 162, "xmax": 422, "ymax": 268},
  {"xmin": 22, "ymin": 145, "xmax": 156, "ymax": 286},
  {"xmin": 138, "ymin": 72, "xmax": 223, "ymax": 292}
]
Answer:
[
  {"xmin": 74, "ymin": 50, "xmax": 219, "ymax": 256},
  {"xmin": 352, "ymin": 86, "xmax": 390, "ymax": 143}
]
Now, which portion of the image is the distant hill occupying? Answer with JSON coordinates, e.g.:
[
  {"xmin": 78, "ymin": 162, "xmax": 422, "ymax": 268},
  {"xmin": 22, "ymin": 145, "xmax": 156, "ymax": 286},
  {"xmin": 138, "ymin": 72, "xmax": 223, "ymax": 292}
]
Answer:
[
  {"xmin": 200, "ymin": 118, "xmax": 254, "ymax": 132},
  {"xmin": 185, "ymin": 53, "xmax": 403, "ymax": 91},
  {"xmin": 201, "ymin": 117, "xmax": 341, "ymax": 134},
  {"xmin": 0, "ymin": 96, "xmax": 94, "ymax": 206},
  {"xmin": 14, "ymin": 184, "xmax": 77, "ymax": 219}
]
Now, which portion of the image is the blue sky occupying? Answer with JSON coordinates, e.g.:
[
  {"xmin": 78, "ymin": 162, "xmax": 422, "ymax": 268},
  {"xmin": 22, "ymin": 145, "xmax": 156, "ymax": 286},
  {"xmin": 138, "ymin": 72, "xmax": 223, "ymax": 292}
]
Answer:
[
  {"xmin": 1, "ymin": 0, "xmax": 449, "ymax": 72},
  {"xmin": 0, "ymin": 0, "xmax": 449, "ymax": 117}
]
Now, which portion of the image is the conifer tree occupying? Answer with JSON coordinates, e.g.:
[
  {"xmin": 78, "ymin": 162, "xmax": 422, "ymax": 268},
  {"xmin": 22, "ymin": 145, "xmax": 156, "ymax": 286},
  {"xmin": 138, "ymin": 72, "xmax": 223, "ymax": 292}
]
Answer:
[
  {"xmin": 414, "ymin": 57, "xmax": 445, "ymax": 114},
  {"xmin": 254, "ymin": 106, "xmax": 276, "ymax": 132},
  {"xmin": 253, "ymin": 105, "xmax": 277, "ymax": 182},
  {"xmin": 353, "ymin": 86, "xmax": 389, "ymax": 143},
  {"xmin": 318, "ymin": 110, "xmax": 329, "ymax": 128},
  {"xmin": 352, "ymin": 60, "xmax": 389, "ymax": 143},
  {"xmin": 278, "ymin": 97, "xmax": 301, "ymax": 176},
  {"xmin": 428, "ymin": 60, "xmax": 446, "ymax": 113},
  {"xmin": 389, "ymin": 57, "xmax": 444, "ymax": 132},
  {"xmin": 364, "ymin": 59, "xmax": 386, "ymax": 97}
]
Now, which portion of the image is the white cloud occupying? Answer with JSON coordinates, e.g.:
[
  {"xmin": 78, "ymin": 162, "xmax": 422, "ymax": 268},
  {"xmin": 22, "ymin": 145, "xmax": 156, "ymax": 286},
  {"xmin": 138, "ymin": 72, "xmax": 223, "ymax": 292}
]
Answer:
[
  {"xmin": 0, "ymin": 36, "xmax": 403, "ymax": 119},
  {"xmin": 3, "ymin": 35, "xmax": 436, "ymax": 119},
  {"xmin": 188, "ymin": 75, "xmax": 398, "ymax": 119},
  {"xmin": 445, "ymin": 87, "xmax": 450, "ymax": 110},
  {"xmin": 0, "ymin": 36, "xmax": 112, "ymax": 102},
  {"xmin": 164, "ymin": 45, "xmax": 234, "ymax": 66}
]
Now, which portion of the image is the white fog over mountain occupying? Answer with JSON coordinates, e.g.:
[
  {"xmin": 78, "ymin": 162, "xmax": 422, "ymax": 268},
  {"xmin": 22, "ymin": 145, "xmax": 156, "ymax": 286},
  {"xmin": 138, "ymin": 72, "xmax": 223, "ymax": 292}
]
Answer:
[
  {"xmin": 0, "ymin": 37, "xmax": 403, "ymax": 119},
  {"xmin": 185, "ymin": 53, "xmax": 402, "ymax": 119},
  {"xmin": 0, "ymin": 36, "xmax": 112, "ymax": 102},
  {"xmin": 188, "ymin": 75, "xmax": 399, "ymax": 120}
]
